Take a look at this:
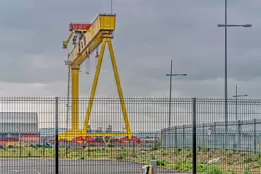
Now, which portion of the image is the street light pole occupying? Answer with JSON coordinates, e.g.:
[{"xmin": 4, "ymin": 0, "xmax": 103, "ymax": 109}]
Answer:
[
  {"xmin": 233, "ymin": 85, "xmax": 248, "ymax": 122},
  {"xmin": 221, "ymin": 0, "xmax": 229, "ymax": 144},
  {"xmin": 166, "ymin": 60, "xmax": 187, "ymax": 128},
  {"xmin": 168, "ymin": 60, "xmax": 173, "ymax": 129},
  {"xmin": 217, "ymin": 0, "xmax": 252, "ymax": 146},
  {"xmin": 235, "ymin": 84, "xmax": 237, "ymax": 121}
]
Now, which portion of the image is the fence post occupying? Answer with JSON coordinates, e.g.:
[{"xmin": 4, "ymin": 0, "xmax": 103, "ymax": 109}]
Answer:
[
  {"xmin": 175, "ymin": 126, "xmax": 177, "ymax": 148},
  {"xmin": 192, "ymin": 98, "xmax": 197, "ymax": 174},
  {"xmin": 183, "ymin": 125, "xmax": 185, "ymax": 148},
  {"xmin": 213, "ymin": 122, "xmax": 216, "ymax": 149},
  {"xmin": 254, "ymin": 119, "xmax": 257, "ymax": 153},
  {"xmin": 55, "ymin": 97, "xmax": 59, "ymax": 174},
  {"xmin": 238, "ymin": 120, "xmax": 241, "ymax": 151},
  {"xmin": 202, "ymin": 123, "xmax": 205, "ymax": 148}
]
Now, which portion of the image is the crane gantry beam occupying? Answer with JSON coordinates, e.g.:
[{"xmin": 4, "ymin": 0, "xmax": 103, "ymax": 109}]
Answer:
[{"xmin": 59, "ymin": 13, "xmax": 132, "ymax": 142}]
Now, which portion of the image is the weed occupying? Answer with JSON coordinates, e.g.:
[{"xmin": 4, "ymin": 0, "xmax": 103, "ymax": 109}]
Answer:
[
  {"xmin": 244, "ymin": 166, "xmax": 251, "ymax": 174},
  {"xmin": 130, "ymin": 153, "xmax": 137, "ymax": 158},
  {"xmin": 116, "ymin": 152, "xmax": 127, "ymax": 160},
  {"xmin": 227, "ymin": 152, "xmax": 233, "ymax": 157},
  {"xmin": 198, "ymin": 165, "xmax": 224, "ymax": 174},
  {"xmin": 231, "ymin": 170, "xmax": 236, "ymax": 174},
  {"xmin": 198, "ymin": 146, "xmax": 202, "ymax": 151},
  {"xmin": 227, "ymin": 161, "xmax": 233, "ymax": 165},
  {"xmin": 244, "ymin": 157, "xmax": 253, "ymax": 163},
  {"xmin": 170, "ymin": 162, "xmax": 192, "ymax": 172},
  {"xmin": 150, "ymin": 154, "xmax": 156, "ymax": 160},
  {"xmin": 187, "ymin": 152, "xmax": 192, "ymax": 158},
  {"xmin": 157, "ymin": 159, "xmax": 166, "ymax": 166},
  {"xmin": 163, "ymin": 150, "xmax": 168, "ymax": 156}
]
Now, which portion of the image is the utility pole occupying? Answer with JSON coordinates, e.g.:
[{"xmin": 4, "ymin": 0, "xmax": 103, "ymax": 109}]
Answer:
[
  {"xmin": 217, "ymin": 0, "xmax": 252, "ymax": 147},
  {"xmin": 65, "ymin": 52, "xmax": 72, "ymax": 157},
  {"xmin": 166, "ymin": 60, "xmax": 187, "ymax": 128},
  {"xmin": 111, "ymin": 0, "xmax": 113, "ymax": 14},
  {"xmin": 233, "ymin": 85, "xmax": 248, "ymax": 121}
]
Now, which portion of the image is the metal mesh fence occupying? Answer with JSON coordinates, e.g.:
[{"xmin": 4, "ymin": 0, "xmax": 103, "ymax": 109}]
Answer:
[
  {"xmin": 162, "ymin": 98, "xmax": 261, "ymax": 174},
  {"xmin": 0, "ymin": 97, "xmax": 56, "ymax": 174},
  {"xmin": 57, "ymin": 97, "xmax": 187, "ymax": 174},
  {"xmin": 0, "ymin": 97, "xmax": 260, "ymax": 173}
]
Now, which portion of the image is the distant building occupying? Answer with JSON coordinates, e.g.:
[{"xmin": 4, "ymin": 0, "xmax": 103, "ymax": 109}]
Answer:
[
  {"xmin": 0, "ymin": 112, "xmax": 38, "ymax": 133},
  {"xmin": 0, "ymin": 112, "xmax": 40, "ymax": 147},
  {"xmin": 106, "ymin": 125, "xmax": 112, "ymax": 132},
  {"xmin": 97, "ymin": 126, "xmax": 102, "ymax": 132},
  {"xmin": 39, "ymin": 128, "xmax": 67, "ymax": 143}
]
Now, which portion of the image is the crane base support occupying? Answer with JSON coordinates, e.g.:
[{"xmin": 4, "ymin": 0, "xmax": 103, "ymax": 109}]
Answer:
[
  {"xmin": 58, "ymin": 130, "xmax": 132, "ymax": 142},
  {"xmin": 58, "ymin": 130, "xmax": 83, "ymax": 141}
]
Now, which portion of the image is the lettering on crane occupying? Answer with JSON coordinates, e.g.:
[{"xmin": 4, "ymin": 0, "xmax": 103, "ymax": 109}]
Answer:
[
  {"xmin": 69, "ymin": 24, "xmax": 92, "ymax": 31},
  {"xmin": 68, "ymin": 14, "xmax": 116, "ymax": 63}
]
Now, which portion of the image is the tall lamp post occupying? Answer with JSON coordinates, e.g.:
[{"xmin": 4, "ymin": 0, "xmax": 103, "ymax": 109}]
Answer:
[
  {"xmin": 166, "ymin": 60, "xmax": 187, "ymax": 128},
  {"xmin": 217, "ymin": 0, "xmax": 252, "ymax": 144},
  {"xmin": 233, "ymin": 85, "xmax": 248, "ymax": 122}
]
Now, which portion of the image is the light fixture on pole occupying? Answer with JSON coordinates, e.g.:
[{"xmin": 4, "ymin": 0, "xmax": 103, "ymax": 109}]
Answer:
[
  {"xmin": 218, "ymin": 24, "xmax": 252, "ymax": 27},
  {"xmin": 166, "ymin": 60, "xmax": 187, "ymax": 128},
  {"xmin": 232, "ymin": 85, "xmax": 248, "ymax": 122},
  {"xmin": 217, "ymin": 0, "xmax": 252, "ymax": 142}
]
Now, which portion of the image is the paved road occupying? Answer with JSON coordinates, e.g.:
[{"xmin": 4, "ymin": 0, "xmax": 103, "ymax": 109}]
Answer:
[{"xmin": 0, "ymin": 159, "xmax": 188, "ymax": 174}]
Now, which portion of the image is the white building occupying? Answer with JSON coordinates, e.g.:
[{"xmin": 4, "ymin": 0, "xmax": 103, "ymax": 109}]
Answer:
[{"xmin": 0, "ymin": 112, "xmax": 38, "ymax": 133}]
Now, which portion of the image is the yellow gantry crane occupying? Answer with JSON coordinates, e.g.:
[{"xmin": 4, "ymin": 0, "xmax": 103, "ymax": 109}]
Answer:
[{"xmin": 59, "ymin": 13, "xmax": 132, "ymax": 142}]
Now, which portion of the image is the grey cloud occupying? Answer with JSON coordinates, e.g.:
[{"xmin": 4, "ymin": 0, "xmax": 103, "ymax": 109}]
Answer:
[{"xmin": 0, "ymin": 0, "xmax": 261, "ymax": 98}]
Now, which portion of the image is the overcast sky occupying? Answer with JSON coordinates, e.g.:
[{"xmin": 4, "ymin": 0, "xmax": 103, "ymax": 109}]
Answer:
[
  {"xmin": 0, "ymin": 0, "xmax": 261, "ymax": 99},
  {"xmin": 1, "ymin": 0, "xmax": 261, "ymax": 132}
]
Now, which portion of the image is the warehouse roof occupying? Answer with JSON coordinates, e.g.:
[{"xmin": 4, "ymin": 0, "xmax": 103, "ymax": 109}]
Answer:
[{"xmin": 0, "ymin": 112, "xmax": 38, "ymax": 124}]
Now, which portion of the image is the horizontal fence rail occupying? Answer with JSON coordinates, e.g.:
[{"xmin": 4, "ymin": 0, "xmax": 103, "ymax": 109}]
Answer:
[{"xmin": 0, "ymin": 97, "xmax": 260, "ymax": 174}]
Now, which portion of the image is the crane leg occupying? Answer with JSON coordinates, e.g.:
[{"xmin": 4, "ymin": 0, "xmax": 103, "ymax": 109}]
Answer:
[
  {"xmin": 82, "ymin": 40, "xmax": 107, "ymax": 134},
  {"xmin": 71, "ymin": 66, "xmax": 80, "ymax": 132},
  {"xmin": 58, "ymin": 65, "xmax": 81, "ymax": 141},
  {"xmin": 107, "ymin": 39, "xmax": 132, "ymax": 140}
]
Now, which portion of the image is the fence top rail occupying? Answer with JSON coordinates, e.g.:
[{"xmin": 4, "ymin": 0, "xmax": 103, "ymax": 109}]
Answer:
[
  {"xmin": 0, "ymin": 96, "xmax": 260, "ymax": 101},
  {"xmin": 161, "ymin": 118, "xmax": 261, "ymax": 132}
]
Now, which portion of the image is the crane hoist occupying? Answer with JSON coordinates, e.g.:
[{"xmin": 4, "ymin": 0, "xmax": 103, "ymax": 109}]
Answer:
[{"xmin": 59, "ymin": 13, "xmax": 133, "ymax": 142}]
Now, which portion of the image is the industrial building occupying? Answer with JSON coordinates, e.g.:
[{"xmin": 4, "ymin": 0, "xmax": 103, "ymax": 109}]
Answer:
[
  {"xmin": 0, "ymin": 112, "xmax": 40, "ymax": 147},
  {"xmin": 39, "ymin": 128, "xmax": 67, "ymax": 143}
]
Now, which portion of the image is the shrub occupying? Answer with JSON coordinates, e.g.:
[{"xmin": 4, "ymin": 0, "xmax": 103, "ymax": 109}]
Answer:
[
  {"xmin": 157, "ymin": 159, "xmax": 166, "ymax": 166},
  {"xmin": 28, "ymin": 150, "xmax": 31, "ymax": 157},
  {"xmin": 244, "ymin": 157, "xmax": 253, "ymax": 163},
  {"xmin": 130, "ymin": 153, "xmax": 137, "ymax": 158},
  {"xmin": 116, "ymin": 152, "xmax": 127, "ymax": 160},
  {"xmin": 244, "ymin": 166, "xmax": 251, "ymax": 174},
  {"xmin": 163, "ymin": 150, "xmax": 168, "ymax": 156},
  {"xmin": 172, "ymin": 163, "xmax": 192, "ymax": 172},
  {"xmin": 150, "ymin": 154, "xmax": 156, "ymax": 160},
  {"xmin": 197, "ymin": 164, "xmax": 224, "ymax": 174}
]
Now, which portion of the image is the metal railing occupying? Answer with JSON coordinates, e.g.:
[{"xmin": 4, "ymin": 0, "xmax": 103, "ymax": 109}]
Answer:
[
  {"xmin": 0, "ymin": 97, "xmax": 260, "ymax": 174},
  {"xmin": 162, "ymin": 119, "xmax": 261, "ymax": 152}
]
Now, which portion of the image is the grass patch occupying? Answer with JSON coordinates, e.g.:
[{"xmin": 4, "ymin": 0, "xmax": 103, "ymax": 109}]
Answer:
[{"xmin": 1, "ymin": 147, "xmax": 261, "ymax": 173}]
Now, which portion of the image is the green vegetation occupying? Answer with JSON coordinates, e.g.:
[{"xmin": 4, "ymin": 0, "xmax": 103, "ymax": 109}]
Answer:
[{"xmin": 1, "ymin": 147, "xmax": 261, "ymax": 173}]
